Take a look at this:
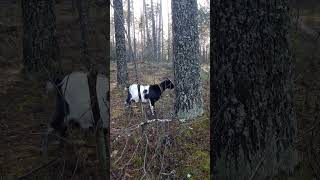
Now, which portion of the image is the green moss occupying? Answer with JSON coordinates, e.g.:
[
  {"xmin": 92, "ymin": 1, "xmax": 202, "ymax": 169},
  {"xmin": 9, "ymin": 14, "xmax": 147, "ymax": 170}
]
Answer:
[
  {"xmin": 176, "ymin": 150, "xmax": 209, "ymax": 179},
  {"xmin": 132, "ymin": 156, "xmax": 143, "ymax": 167},
  {"xmin": 191, "ymin": 114, "xmax": 209, "ymax": 129},
  {"xmin": 181, "ymin": 129, "xmax": 193, "ymax": 137},
  {"xmin": 193, "ymin": 150, "xmax": 210, "ymax": 174},
  {"xmin": 200, "ymin": 70, "xmax": 209, "ymax": 81}
]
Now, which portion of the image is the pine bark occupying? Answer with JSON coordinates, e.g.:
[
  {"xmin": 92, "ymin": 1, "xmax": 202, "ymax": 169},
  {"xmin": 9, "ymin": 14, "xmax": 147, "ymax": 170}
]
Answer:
[
  {"xmin": 127, "ymin": 0, "xmax": 132, "ymax": 62},
  {"xmin": 210, "ymin": 1, "xmax": 298, "ymax": 179},
  {"xmin": 21, "ymin": 0, "xmax": 60, "ymax": 76},
  {"xmin": 143, "ymin": 0, "xmax": 152, "ymax": 60},
  {"xmin": 157, "ymin": 0, "xmax": 162, "ymax": 61},
  {"xmin": 77, "ymin": 1, "xmax": 108, "ymax": 179},
  {"xmin": 150, "ymin": 0, "xmax": 157, "ymax": 61},
  {"xmin": 167, "ymin": 0, "xmax": 170, "ymax": 62},
  {"xmin": 114, "ymin": 0, "xmax": 128, "ymax": 86},
  {"xmin": 132, "ymin": 0, "xmax": 137, "ymax": 60},
  {"xmin": 172, "ymin": 0, "xmax": 203, "ymax": 120},
  {"xmin": 160, "ymin": 0, "xmax": 164, "ymax": 62}
]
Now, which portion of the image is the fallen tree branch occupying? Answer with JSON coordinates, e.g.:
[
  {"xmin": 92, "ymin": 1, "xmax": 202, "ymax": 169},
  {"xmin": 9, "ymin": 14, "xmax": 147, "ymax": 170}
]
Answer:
[{"xmin": 112, "ymin": 119, "xmax": 174, "ymax": 135}]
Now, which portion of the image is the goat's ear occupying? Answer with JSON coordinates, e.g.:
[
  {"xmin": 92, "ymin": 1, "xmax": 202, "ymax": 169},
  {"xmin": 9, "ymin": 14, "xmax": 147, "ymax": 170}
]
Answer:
[{"xmin": 166, "ymin": 77, "xmax": 173, "ymax": 83}]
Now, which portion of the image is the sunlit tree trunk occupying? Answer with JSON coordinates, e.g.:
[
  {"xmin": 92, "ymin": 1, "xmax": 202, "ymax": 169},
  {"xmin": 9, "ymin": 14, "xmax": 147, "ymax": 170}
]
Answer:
[
  {"xmin": 211, "ymin": 1, "xmax": 298, "ymax": 179},
  {"xmin": 160, "ymin": 0, "xmax": 164, "ymax": 62},
  {"xmin": 143, "ymin": 0, "xmax": 152, "ymax": 61},
  {"xmin": 167, "ymin": 0, "xmax": 171, "ymax": 62},
  {"xmin": 150, "ymin": 0, "xmax": 157, "ymax": 61},
  {"xmin": 127, "ymin": 0, "xmax": 132, "ymax": 62},
  {"xmin": 132, "ymin": 0, "xmax": 137, "ymax": 60},
  {"xmin": 172, "ymin": 0, "xmax": 203, "ymax": 119},
  {"xmin": 139, "ymin": 14, "xmax": 144, "ymax": 59},
  {"xmin": 157, "ymin": 0, "xmax": 162, "ymax": 61},
  {"xmin": 114, "ymin": 0, "xmax": 128, "ymax": 86}
]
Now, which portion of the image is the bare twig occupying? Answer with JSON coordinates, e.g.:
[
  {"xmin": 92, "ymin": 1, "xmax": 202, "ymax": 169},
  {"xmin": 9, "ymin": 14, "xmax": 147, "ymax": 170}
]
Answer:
[
  {"xmin": 18, "ymin": 158, "xmax": 60, "ymax": 179},
  {"xmin": 70, "ymin": 153, "xmax": 80, "ymax": 180},
  {"xmin": 248, "ymin": 155, "xmax": 266, "ymax": 180}
]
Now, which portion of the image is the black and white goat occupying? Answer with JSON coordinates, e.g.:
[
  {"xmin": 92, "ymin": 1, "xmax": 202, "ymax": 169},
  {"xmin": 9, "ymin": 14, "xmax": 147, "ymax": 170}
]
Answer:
[
  {"xmin": 46, "ymin": 72, "xmax": 108, "ymax": 136},
  {"xmin": 125, "ymin": 78, "xmax": 174, "ymax": 115}
]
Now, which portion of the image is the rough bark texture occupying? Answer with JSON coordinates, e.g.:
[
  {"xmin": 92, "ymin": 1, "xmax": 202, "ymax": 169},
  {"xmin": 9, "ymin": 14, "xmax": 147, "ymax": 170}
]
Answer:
[
  {"xmin": 143, "ymin": 0, "xmax": 152, "ymax": 61},
  {"xmin": 160, "ymin": 0, "xmax": 164, "ymax": 62},
  {"xmin": 210, "ymin": 1, "xmax": 298, "ymax": 179},
  {"xmin": 114, "ymin": 0, "xmax": 128, "ymax": 86},
  {"xmin": 172, "ymin": 0, "xmax": 203, "ymax": 120},
  {"xmin": 77, "ymin": 0, "xmax": 90, "ymax": 68},
  {"xmin": 167, "ymin": 0, "xmax": 171, "ymax": 62},
  {"xmin": 150, "ymin": 0, "xmax": 157, "ymax": 61},
  {"xmin": 132, "ymin": 0, "xmax": 137, "ymax": 60},
  {"xmin": 77, "ymin": 1, "xmax": 108, "ymax": 179},
  {"xmin": 157, "ymin": 0, "xmax": 162, "ymax": 61},
  {"xmin": 127, "ymin": 0, "xmax": 132, "ymax": 62},
  {"xmin": 104, "ymin": 2, "xmax": 111, "ymax": 178},
  {"xmin": 21, "ymin": 0, "xmax": 60, "ymax": 76}
]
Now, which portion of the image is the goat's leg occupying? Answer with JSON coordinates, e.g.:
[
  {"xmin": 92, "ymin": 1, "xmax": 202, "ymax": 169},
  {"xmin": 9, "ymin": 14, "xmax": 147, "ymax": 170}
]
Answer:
[
  {"xmin": 149, "ymin": 99, "xmax": 155, "ymax": 116},
  {"xmin": 41, "ymin": 126, "xmax": 52, "ymax": 161},
  {"xmin": 125, "ymin": 91, "xmax": 132, "ymax": 107}
]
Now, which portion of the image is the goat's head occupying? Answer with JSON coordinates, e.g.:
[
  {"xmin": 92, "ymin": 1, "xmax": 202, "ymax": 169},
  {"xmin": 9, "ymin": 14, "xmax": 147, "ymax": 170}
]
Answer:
[{"xmin": 162, "ymin": 78, "xmax": 174, "ymax": 90}]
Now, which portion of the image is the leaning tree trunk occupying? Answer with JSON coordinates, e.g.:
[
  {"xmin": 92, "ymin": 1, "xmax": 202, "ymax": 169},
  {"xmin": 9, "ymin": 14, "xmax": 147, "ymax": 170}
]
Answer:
[
  {"xmin": 77, "ymin": 1, "xmax": 108, "ymax": 179},
  {"xmin": 21, "ymin": 0, "xmax": 60, "ymax": 77},
  {"xmin": 172, "ymin": 0, "xmax": 203, "ymax": 120},
  {"xmin": 114, "ymin": 0, "xmax": 128, "ymax": 86},
  {"xmin": 211, "ymin": 1, "xmax": 298, "ymax": 179}
]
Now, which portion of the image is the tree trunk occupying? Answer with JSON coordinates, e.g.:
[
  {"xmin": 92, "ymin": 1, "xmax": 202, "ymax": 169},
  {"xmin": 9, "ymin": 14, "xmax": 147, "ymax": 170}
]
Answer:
[
  {"xmin": 21, "ymin": 0, "xmax": 60, "ymax": 77},
  {"xmin": 157, "ymin": 0, "xmax": 162, "ymax": 61},
  {"xmin": 77, "ymin": 1, "xmax": 108, "ymax": 179},
  {"xmin": 104, "ymin": 2, "xmax": 111, "ymax": 179},
  {"xmin": 114, "ymin": 0, "xmax": 128, "ymax": 86},
  {"xmin": 172, "ymin": 0, "xmax": 203, "ymax": 120},
  {"xmin": 132, "ymin": 0, "xmax": 137, "ymax": 60},
  {"xmin": 143, "ymin": 0, "xmax": 152, "ymax": 60},
  {"xmin": 77, "ymin": 0, "xmax": 90, "ymax": 67},
  {"xmin": 160, "ymin": 0, "xmax": 164, "ymax": 62},
  {"xmin": 139, "ymin": 15, "xmax": 144, "ymax": 60},
  {"xmin": 211, "ymin": 1, "xmax": 298, "ymax": 179},
  {"xmin": 150, "ymin": 0, "xmax": 157, "ymax": 61},
  {"xmin": 167, "ymin": 0, "xmax": 170, "ymax": 62},
  {"xmin": 127, "ymin": 0, "xmax": 132, "ymax": 62},
  {"xmin": 141, "ymin": 14, "xmax": 145, "ymax": 58}
]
